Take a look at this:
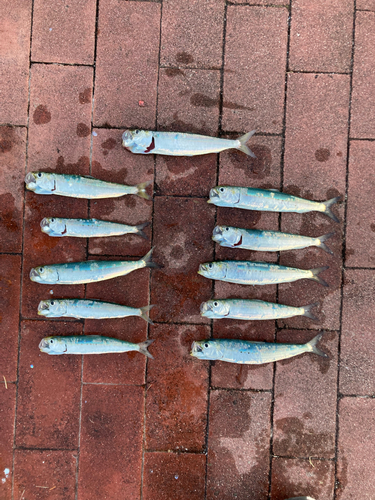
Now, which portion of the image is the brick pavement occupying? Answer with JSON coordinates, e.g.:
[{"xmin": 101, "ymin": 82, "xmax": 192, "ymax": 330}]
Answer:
[{"xmin": 0, "ymin": 1, "xmax": 374, "ymax": 499}]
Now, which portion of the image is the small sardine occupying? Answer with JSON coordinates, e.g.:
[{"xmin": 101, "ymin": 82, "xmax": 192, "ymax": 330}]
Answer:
[
  {"xmin": 208, "ymin": 186, "xmax": 341, "ymax": 222},
  {"xmin": 198, "ymin": 261, "xmax": 329, "ymax": 287},
  {"xmin": 212, "ymin": 226, "xmax": 334, "ymax": 255},
  {"xmin": 190, "ymin": 332, "xmax": 328, "ymax": 364},
  {"xmin": 25, "ymin": 172, "xmax": 151, "ymax": 200},
  {"xmin": 40, "ymin": 217, "xmax": 149, "ymax": 239},
  {"xmin": 122, "ymin": 129, "xmax": 256, "ymax": 157},
  {"xmin": 38, "ymin": 299, "xmax": 154, "ymax": 323},
  {"xmin": 39, "ymin": 335, "xmax": 154, "ymax": 358},
  {"xmin": 200, "ymin": 299, "xmax": 319, "ymax": 321},
  {"xmin": 30, "ymin": 248, "xmax": 158, "ymax": 285}
]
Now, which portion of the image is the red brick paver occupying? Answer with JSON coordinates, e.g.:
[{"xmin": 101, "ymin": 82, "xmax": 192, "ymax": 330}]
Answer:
[{"xmin": 0, "ymin": 385, "xmax": 16, "ymax": 500}]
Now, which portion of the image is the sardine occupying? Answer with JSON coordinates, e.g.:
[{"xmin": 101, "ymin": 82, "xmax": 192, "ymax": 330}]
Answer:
[
  {"xmin": 25, "ymin": 172, "xmax": 151, "ymax": 200},
  {"xmin": 200, "ymin": 299, "xmax": 318, "ymax": 321},
  {"xmin": 30, "ymin": 248, "xmax": 158, "ymax": 285},
  {"xmin": 40, "ymin": 217, "xmax": 149, "ymax": 239},
  {"xmin": 208, "ymin": 186, "xmax": 341, "ymax": 222},
  {"xmin": 198, "ymin": 261, "xmax": 329, "ymax": 287},
  {"xmin": 190, "ymin": 332, "xmax": 328, "ymax": 364},
  {"xmin": 38, "ymin": 299, "xmax": 154, "ymax": 323},
  {"xmin": 39, "ymin": 335, "xmax": 154, "ymax": 358},
  {"xmin": 122, "ymin": 129, "xmax": 256, "ymax": 157},
  {"xmin": 212, "ymin": 226, "xmax": 334, "ymax": 255}
]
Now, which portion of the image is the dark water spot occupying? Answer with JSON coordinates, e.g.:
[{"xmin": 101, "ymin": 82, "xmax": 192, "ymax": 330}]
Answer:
[
  {"xmin": 79, "ymin": 88, "xmax": 92, "ymax": 104},
  {"xmin": 370, "ymin": 223, "xmax": 375, "ymax": 233},
  {"xmin": 0, "ymin": 140, "xmax": 12, "ymax": 153},
  {"xmin": 55, "ymin": 155, "xmax": 90, "ymax": 175},
  {"xmin": 77, "ymin": 123, "xmax": 91, "ymax": 137},
  {"xmin": 190, "ymin": 93, "xmax": 219, "ymax": 108},
  {"xmin": 303, "ymin": 412, "xmax": 313, "ymax": 420},
  {"xmin": 337, "ymin": 455, "xmax": 348, "ymax": 493},
  {"xmin": 165, "ymin": 68, "xmax": 185, "ymax": 78},
  {"xmin": 85, "ymin": 410, "xmax": 115, "ymax": 440},
  {"xmin": 33, "ymin": 104, "xmax": 51, "ymax": 125},
  {"xmin": 124, "ymin": 196, "xmax": 137, "ymax": 209},
  {"xmin": 0, "ymin": 126, "xmax": 18, "ymax": 154},
  {"xmin": 223, "ymin": 101, "xmax": 252, "ymax": 111},
  {"xmin": 0, "ymin": 193, "xmax": 20, "ymax": 233},
  {"xmin": 337, "ymin": 151, "xmax": 343, "ymax": 157},
  {"xmin": 164, "ymin": 112, "xmax": 209, "ymax": 135},
  {"xmin": 346, "ymin": 248, "xmax": 355, "ymax": 257},
  {"xmin": 176, "ymin": 52, "xmax": 194, "ymax": 64},
  {"xmin": 315, "ymin": 148, "xmax": 330, "ymax": 162},
  {"xmin": 235, "ymin": 364, "xmax": 247, "ymax": 386},
  {"xmin": 228, "ymin": 145, "xmax": 272, "ymax": 180},
  {"xmin": 170, "ymin": 245, "xmax": 184, "ymax": 260},
  {"xmin": 101, "ymin": 137, "xmax": 117, "ymax": 156},
  {"xmin": 326, "ymin": 187, "xmax": 341, "ymax": 201}
]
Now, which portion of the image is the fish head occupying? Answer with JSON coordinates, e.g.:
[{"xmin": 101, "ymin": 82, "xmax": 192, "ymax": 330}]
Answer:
[
  {"xmin": 29, "ymin": 265, "xmax": 59, "ymax": 284},
  {"xmin": 39, "ymin": 337, "xmax": 67, "ymax": 354},
  {"xmin": 198, "ymin": 262, "xmax": 226, "ymax": 280},
  {"xmin": 200, "ymin": 300, "xmax": 230, "ymax": 318},
  {"xmin": 208, "ymin": 186, "xmax": 240, "ymax": 206},
  {"xmin": 40, "ymin": 217, "xmax": 67, "ymax": 236},
  {"xmin": 38, "ymin": 299, "xmax": 67, "ymax": 317},
  {"xmin": 212, "ymin": 225, "xmax": 242, "ymax": 247},
  {"xmin": 25, "ymin": 172, "xmax": 55, "ymax": 194},
  {"xmin": 190, "ymin": 340, "xmax": 217, "ymax": 360},
  {"xmin": 122, "ymin": 129, "xmax": 153, "ymax": 152}
]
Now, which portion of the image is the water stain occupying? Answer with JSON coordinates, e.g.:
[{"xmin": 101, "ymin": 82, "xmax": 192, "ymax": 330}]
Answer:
[
  {"xmin": 346, "ymin": 248, "xmax": 355, "ymax": 257},
  {"xmin": 124, "ymin": 196, "xmax": 136, "ymax": 209},
  {"xmin": 223, "ymin": 101, "xmax": 252, "ymax": 111},
  {"xmin": 33, "ymin": 104, "xmax": 51, "ymax": 125},
  {"xmin": 165, "ymin": 68, "xmax": 185, "ymax": 78},
  {"xmin": 170, "ymin": 245, "xmax": 185, "ymax": 260},
  {"xmin": 86, "ymin": 410, "xmax": 115, "ymax": 440},
  {"xmin": 79, "ymin": 88, "xmax": 92, "ymax": 104},
  {"xmin": 0, "ymin": 193, "xmax": 20, "ymax": 234},
  {"xmin": 337, "ymin": 151, "xmax": 343, "ymax": 157},
  {"xmin": 176, "ymin": 52, "xmax": 194, "ymax": 64},
  {"xmin": 77, "ymin": 123, "xmax": 91, "ymax": 137},
  {"xmin": 55, "ymin": 155, "xmax": 90, "ymax": 175},
  {"xmin": 228, "ymin": 145, "xmax": 272, "ymax": 180},
  {"xmin": 190, "ymin": 93, "xmax": 219, "ymax": 108},
  {"xmin": 370, "ymin": 223, "xmax": 375, "ymax": 233},
  {"xmin": 315, "ymin": 148, "xmax": 330, "ymax": 162},
  {"xmin": 0, "ymin": 139, "xmax": 12, "ymax": 153},
  {"xmin": 101, "ymin": 137, "xmax": 117, "ymax": 155},
  {"xmin": 166, "ymin": 112, "xmax": 209, "ymax": 135}
]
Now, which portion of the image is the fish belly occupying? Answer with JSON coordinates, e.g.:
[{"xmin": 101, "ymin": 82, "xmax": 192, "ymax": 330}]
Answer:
[
  {"xmin": 242, "ymin": 231, "xmax": 315, "ymax": 252},
  {"xmin": 55, "ymin": 177, "xmax": 133, "ymax": 199},
  {"xmin": 240, "ymin": 190, "xmax": 322, "ymax": 213},
  {"xmin": 230, "ymin": 301, "xmax": 301, "ymax": 320},
  {"xmin": 68, "ymin": 300, "xmax": 136, "ymax": 319},
  {"xmin": 65, "ymin": 336, "xmax": 136, "ymax": 354},
  {"xmin": 153, "ymin": 133, "xmax": 237, "ymax": 156},
  {"xmin": 55, "ymin": 261, "xmax": 140, "ymax": 284},
  {"xmin": 66, "ymin": 220, "xmax": 134, "ymax": 237},
  {"xmin": 220, "ymin": 342, "xmax": 307, "ymax": 364}
]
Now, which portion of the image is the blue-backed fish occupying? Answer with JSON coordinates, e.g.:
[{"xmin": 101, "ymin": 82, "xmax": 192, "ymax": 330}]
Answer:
[
  {"xmin": 25, "ymin": 172, "xmax": 151, "ymax": 200},
  {"xmin": 190, "ymin": 332, "xmax": 328, "ymax": 364},
  {"xmin": 122, "ymin": 129, "xmax": 256, "ymax": 157},
  {"xmin": 208, "ymin": 186, "xmax": 341, "ymax": 222},
  {"xmin": 39, "ymin": 335, "xmax": 154, "ymax": 358},
  {"xmin": 40, "ymin": 217, "xmax": 149, "ymax": 239},
  {"xmin": 212, "ymin": 226, "xmax": 334, "ymax": 255}
]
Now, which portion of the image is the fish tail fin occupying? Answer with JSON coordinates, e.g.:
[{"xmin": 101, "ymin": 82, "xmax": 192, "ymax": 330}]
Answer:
[
  {"xmin": 309, "ymin": 266, "xmax": 329, "ymax": 287},
  {"xmin": 138, "ymin": 339, "xmax": 154, "ymax": 359},
  {"xmin": 140, "ymin": 305, "xmax": 154, "ymax": 324},
  {"xmin": 237, "ymin": 130, "xmax": 257, "ymax": 158},
  {"xmin": 317, "ymin": 232, "xmax": 335, "ymax": 255},
  {"xmin": 322, "ymin": 196, "xmax": 341, "ymax": 222},
  {"xmin": 137, "ymin": 180, "xmax": 152, "ymax": 200},
  {"xmin": 142, "ymin": 247, "xmax": 160, "ymax": 269},
  {"xmin": 306, "ymin": 331, "xmax": 329, "ymax": 358},
  {"xmin": 302, "ymin": 301, "xmax": 319, "ymax": 321},
  {"xmin": 136, "ymin": 221, "xmax": 150, "ymax": 240}
]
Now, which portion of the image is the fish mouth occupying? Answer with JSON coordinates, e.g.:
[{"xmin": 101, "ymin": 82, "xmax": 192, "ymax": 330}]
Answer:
[
  {"xmin": 40, "ymin": 218, "xmax": 50, "ymax": 228},
  {"xmin": 29, "ymin": 268, "xmax": 40, "ymax": 281},
  {"xmin": 25, "ymin": 172, "xmax": 37, "ymax": 189},
  {"xmin": 207, "ymin": 188, "xmax": 219, "ymax": 203},
  {"xmin": 38, "ymin": 301, "xmax": 49, "ymax": 313},
  {"xmin": 39, "ymin": 339, "xmax": 49, "ymax": 350},
  {"xmin": 200, "ymin": 302, "xmax": 211, "ymax": 314},
  {"xmin": 190, "ymin": 341, "xmax": 203, "ymax": 355},
  {"xmin": 212, "ymin": 226, "xmax": 225, "ymax": 243},
  {"xmin": 121, "ymin": 130, "xmax": 133, "ymax": 146}
]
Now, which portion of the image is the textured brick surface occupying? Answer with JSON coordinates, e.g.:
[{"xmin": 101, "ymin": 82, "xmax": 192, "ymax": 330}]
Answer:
[
  {"xmin": 94, "ymin": 1, "xmax": 160, "ymax": 128},
  {"xmin": 31, "ymin": 0, "xmax": 96, "ymax": 64},
  {"xmin": 0, "ymin": 255, "xmax": 21, "ymax": 382},
  {"xmin": 207, "ymin": 390, "xmax": 271, "ymax": 500},
  {"xmin": 222, "ymin": 6, "xmax": 288, "ymax": 134},
  {"xmin": 160, "ymin": 0, "xmax": 224, "ymax": 69},
  {"xmin": 0, "ymin": 0, "xmax": 32, "ymax": 125},
  {"xmin": 273, "ymin": 330, "xmax": 338, "ymax": 458},
  {"xmin": 16, "ymin": 321, "xmax": 82, "ymax": 449},
  {"xmin": 0, "ymin": 385, "xmax": 16, "ymax": 500},
  {"xmin": 337, "ymin": 398, "xmax": 375, "ymax": 499},
  {"xmin": 350, "ymin": 11, "xmax": 375, "ymax": 138},
  {"xmin": 340, "ymin": 270, "xmax": 375, "ymax": 395},
  {"xmin": 346, "ymin": 141, "xmax": 375, "ymax": 267},
  {"xmin": 289, "ymin": 0, "xmax": 354, "ymax": 73},
  {"xmin": 271, "ymin": 457, "xmax": 335, "ymax": 500},
  {"xmin": 143, "ymin": 452, "xmax": 206, "ymax": 500},
  {"xmin": 78, "ymin": 384, "xmax": 144, "ymax": 500},
  {"xmin": 357, "ymin": 0, "xmax": 375, "ymax": 9},
  {"xmin": 0, "ymin": 126, "xmax": 26, "ymax": 253},
  {"xmin": 146, "ymin": 324, "xmax": 209, "ymax": 452},
  {"xmin": 14, "ymin": 450, "xmax": 77, "ymax": 500}
]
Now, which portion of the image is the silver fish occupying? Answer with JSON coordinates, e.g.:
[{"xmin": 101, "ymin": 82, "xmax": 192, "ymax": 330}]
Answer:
[
  {"xmin": 40, "ymin": 217, "xmax": 149, "ymax": 239},
  {"xmin": 190, "ymin": 332, "xmax": 328, "ymax": 364},
  {"xmin": 198, "ymin": 261, "xmax": 329, "ymax": 287},
  {"xmin": 39, "ymin": 335, "xmax": 154, "ymax": 358},
  {"xmin": 30, "ymin": 248, "xmax": 158, "ymax": 285},
  {"xmin": 208, "ymin": 186, "xmax": 341, "ymax": 222},
  {"xmin": 25, "ymin": 172, "xmax": 151, "ymax": 200},
  {"xmin": 212, "ymin": 226, "xmax": 334, "ymax": 255},
  {"xmin": 200, "ymin": 299, "xmax": 318, "ymax": 321},
  {"xmin": 38, "ymin": 299, "xmax": 154, "ymax": 323},
  {"xmin": 122, "ymin": 129, "xmax": 256, "ymax": 157}
]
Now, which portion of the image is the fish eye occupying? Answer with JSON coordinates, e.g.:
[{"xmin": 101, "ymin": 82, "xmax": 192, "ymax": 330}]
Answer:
[
  {"xmin": 50, "ymin": 218, "xmax": 55, "ymax": 223},
  {"xmin": 50, "ymin": 301, "xmax": 54, "ymax": 306},
  {"xmin": 204, "ymin": 343, "xmax": 209, "ymax": 348},
  {"xmin": 39, "ymin": 267, "xmax": 44, "ymax": 273},
  {"xmin": 219, "ymin": 187, "xmax": 225, "ymax": 193},
  {"xmin": 213, "ymin": 302, "xmax": 218, "ymax": 307},
  {"xmin": 135, "ymin": 130, "xmax": 139, "ymax": 134},
  {"xmin": 208, "ymin": 263, "xmax": 213, "ymax": 269},
  {"xmin": 37, "ymin": 172, "xmax": 42, "ymax": 178},
  {"xmin": 225, "ymin": 227, "xmax": 229, "ymax": 231},
  {"xmin": 50, "ymin": 340, "xmax": 54, "ymax": 344}
]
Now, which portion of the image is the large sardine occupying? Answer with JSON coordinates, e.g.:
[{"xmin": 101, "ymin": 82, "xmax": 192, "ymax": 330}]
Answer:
[
  {"xmin": 25, "ymin": 172, "xmax": 150, "ymax": 199},
  {"xmin": 122, "ymin": 129, "xmax": 256, "ymax": 157},
  {"xmin": 212, "ymin": 226, "xmax": 334, "ymax": 254},
  {"xmin": 198, "ymin": 260, "xmax": 329, "ymax": 286},
  {"xmin": 39, "ymin": 335, "xmax": 154, "ymax": 358},
  {"xmin": 190, "ymin": 332, "xmax": 328, "ymax": 364},
  {"xmin": 208, "ymin": 186, "xmax": 341, "ymax": 222},
  {"xmin": 40, "ymin": 217, "xmax": 149, "ymax": 239},
  {"xmin": 38, "ymin": 299, "xmax": 154, "ymax": 323},
  {"xmin": 30, "ymin": 248, "xmax": 158, "ymax": 285}
]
